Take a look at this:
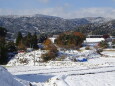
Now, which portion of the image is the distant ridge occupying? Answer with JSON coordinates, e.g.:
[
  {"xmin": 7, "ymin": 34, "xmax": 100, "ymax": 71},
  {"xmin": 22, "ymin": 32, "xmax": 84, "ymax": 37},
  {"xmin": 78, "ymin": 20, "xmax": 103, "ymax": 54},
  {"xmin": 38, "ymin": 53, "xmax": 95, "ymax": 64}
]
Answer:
[{"xmin": 0, "ymin": 14, "xmax": 114, "ymax": 38}]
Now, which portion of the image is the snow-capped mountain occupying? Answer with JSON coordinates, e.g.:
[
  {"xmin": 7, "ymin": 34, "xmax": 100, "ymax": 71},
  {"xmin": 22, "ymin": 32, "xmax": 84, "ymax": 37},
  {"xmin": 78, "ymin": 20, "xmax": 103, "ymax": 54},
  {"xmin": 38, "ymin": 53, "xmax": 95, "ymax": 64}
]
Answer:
[
  {"xmin": 0, "ymin": 14, "xmax": 114, "ymax": 38},
  {"xmin": 85, "ymin": 17, "xmax": 112, "ymax": 23}
]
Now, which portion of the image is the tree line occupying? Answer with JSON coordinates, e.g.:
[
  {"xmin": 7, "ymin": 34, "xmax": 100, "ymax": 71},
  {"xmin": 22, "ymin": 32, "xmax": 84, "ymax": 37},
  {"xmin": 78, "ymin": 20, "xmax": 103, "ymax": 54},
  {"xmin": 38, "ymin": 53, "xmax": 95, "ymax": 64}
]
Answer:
[
  {"xmin": 16, "ymin": 32, "xmax": 38, "ymax": 50},
  {"xmin": 75, "ymin": 24, "xmax": 115, "ymax": 36},
  {"xmin": 0, "ymin": 26, "xmax": 86, "ymax": 63},
  {"xmin": 0, "ymin": 27, "xmax": 48, "ymax": 64},
  {"xmin": 0, "ymin": 27, "xmax": 8, "ymax": 64}
]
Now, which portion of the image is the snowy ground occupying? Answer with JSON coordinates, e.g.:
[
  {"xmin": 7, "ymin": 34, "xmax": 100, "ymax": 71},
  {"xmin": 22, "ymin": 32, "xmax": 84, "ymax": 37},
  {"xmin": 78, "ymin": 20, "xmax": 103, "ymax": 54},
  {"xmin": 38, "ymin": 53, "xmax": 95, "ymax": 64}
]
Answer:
[
  {"xmin": 7, "ymin": 49, "xmax": 100, "ymax": 66},
  {"xmin": 102, "ymin": 50, "xmax": 115, "ymax": 57},
  {"xmin": 6, "ymin": 56, "xmax": 115, "ymax": 86},
  {"xmin": 0, "ymin": 66, "xmax": 30, "ymax": 86},
  {"xmin": 3, "ymin": 49, "xmax": 115, "ymax": 86}
]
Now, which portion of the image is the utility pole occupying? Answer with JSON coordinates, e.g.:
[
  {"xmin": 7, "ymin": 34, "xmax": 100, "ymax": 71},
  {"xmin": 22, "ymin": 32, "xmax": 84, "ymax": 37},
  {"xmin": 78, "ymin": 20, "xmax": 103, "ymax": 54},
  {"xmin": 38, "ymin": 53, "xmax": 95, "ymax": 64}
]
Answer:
[
  {"xmin": 33, "ymin": 44, "xmax": 35, "ymax": 66},
  {"xmin": 34, "ymin": 50, "xmax": 35, "ymax": 66}
]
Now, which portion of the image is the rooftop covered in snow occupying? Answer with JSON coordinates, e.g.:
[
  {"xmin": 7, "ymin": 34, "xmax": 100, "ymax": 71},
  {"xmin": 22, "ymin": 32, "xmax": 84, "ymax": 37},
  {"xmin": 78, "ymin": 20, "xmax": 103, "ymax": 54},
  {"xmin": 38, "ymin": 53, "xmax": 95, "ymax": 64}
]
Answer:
[{"xmin": 84, "ymin": 38, "xmax": 105, "ymax": 43}]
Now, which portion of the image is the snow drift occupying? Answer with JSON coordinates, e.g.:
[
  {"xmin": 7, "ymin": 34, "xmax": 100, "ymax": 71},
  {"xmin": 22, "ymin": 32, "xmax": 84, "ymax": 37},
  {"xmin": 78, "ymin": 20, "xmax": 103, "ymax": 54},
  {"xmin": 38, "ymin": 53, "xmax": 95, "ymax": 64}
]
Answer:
[{"xmin": 0, "ymin": 66, "xmax": 29, "ymax": 86}]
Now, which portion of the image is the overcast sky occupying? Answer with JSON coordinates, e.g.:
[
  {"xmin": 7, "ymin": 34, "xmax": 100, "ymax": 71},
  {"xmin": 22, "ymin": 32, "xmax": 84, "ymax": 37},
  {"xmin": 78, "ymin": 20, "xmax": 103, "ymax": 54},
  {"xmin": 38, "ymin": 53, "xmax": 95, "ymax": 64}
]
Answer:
[{"xmin": 0, "ymin": 0, "xmax": 115, "ymax": 19}]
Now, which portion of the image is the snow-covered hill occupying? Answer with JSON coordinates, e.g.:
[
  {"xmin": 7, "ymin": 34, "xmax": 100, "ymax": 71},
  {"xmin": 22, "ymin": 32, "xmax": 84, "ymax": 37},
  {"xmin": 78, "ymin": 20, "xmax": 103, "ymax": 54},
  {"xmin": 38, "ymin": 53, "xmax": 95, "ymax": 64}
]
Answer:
[
  {"xmin": 85, "ymin": 17, "xmax": 112, "ymax": 23},
  {"xmin": 0, "ymin": 66, "xmax": 30, "ymax": 86}
]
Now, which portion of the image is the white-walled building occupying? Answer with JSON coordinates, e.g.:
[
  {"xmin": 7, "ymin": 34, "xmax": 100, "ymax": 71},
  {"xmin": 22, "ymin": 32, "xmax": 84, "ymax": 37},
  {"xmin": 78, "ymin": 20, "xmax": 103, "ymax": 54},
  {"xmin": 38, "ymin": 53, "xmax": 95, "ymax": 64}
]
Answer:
[
  {"xmin": 84, "ymin": 38, "xmax": 105, "ymax": 46},
  {"xmin": 49, "ymin": 37, "xmax": 56, "ymax": 43},
  {"xmin": 49, "ymin": 35, "xmax": 59, "ymax": 43}
]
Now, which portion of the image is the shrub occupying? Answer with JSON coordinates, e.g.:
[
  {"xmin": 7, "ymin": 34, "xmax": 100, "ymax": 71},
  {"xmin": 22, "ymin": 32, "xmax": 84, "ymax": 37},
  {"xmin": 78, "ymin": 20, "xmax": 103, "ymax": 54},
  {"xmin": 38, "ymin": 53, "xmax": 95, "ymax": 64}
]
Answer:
[
  {"xmin": 19, "ymin": 58, "xmax": 29, "ymax": 64},
  {"xmin": 85, "ymin": 46, "xmax": 91, "ymax": 50},
  {"xmin": 43, "ymin": 39, "xmax": 58, "ymax": 52},
  {"xmin": 41, "ymin": 38, "xmax": 58, "ymax": 62},
  {"xmin": 41, "ymin": 52, "xmax": 56, "ymax": 62},
  {"xmin": 56, "ymin": 55, "xmax": 66, "ymax": 61}
]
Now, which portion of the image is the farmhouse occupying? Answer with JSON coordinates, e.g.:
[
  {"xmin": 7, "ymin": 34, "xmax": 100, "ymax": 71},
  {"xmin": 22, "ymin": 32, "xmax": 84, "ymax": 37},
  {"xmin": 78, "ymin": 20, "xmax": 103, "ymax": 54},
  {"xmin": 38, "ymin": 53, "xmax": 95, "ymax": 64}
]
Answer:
[
  {"xmin": 49, "ymin": 37, "xmax": 56, "ymax": 43},
  {"xmin": 84, "ymin": 38, "xmax": 105, "ymax": 46},
  {"xmin": 84, "ymin": 35, "xmax": 105, "ymax": 46},
  {"xmin": 49, "ymin": 35, "xmax": 59, "ymax": 43}
]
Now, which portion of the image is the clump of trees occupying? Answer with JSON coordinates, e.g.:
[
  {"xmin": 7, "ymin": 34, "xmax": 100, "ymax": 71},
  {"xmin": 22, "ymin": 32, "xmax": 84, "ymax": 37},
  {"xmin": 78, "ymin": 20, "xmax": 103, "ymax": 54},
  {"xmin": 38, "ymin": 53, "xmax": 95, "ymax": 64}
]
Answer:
[
  {"xmin": 0, "ymin": 27, "xmax": 18, "ymax": 65},
  {"xmin": 16, "ymin": 32, "xmax": 38, "ymax": 50},
  {"xmin": 7, "ymin": 41, "xmax": 17, "ymax": 52},
  {"xmin": 38, "ymin": 34, "xmax": 47, "ymax": 43},
  {"xmin": 0, "ymin": 27, "xmax": 8, "ymax": 64},
  {"xmin": 41, "ymin": 39, "xmax": 58, "ymax": 62},
  {"xmin": 16, "ymin": 32, "xmax": 48, "ymax": 50},
  {"xmin": 55, "ymin": 32, "xmax": 86, "ymax": 49}
]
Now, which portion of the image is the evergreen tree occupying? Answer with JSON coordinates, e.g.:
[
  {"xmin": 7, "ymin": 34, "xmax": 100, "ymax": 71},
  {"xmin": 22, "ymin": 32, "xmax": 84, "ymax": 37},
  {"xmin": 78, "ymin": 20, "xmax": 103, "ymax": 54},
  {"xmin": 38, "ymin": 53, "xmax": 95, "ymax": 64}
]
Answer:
[
  {"xmin": 0, "ymin": 27, "xmax": 7, "ymax": 43},
  {"xmin": 0, "ymin": 43, "xmax": 8, "ymax": 64},
  {"xmin": 7, "ymin": 41, "xmax": 17, "ymax": 52},
  {"xmin": 18, "ymin": 40, "xmax": 26, "ymax": 50},
  {"xmin": 32, "ymin": 32, "xmax": 38, "ymax": 49},
  {"xmin": 0, "ymin": 27, "xmax": 8, "ymax": 64},
  {"xmin": 16, "ymin": 32, "xmax": 23, "ymax": 46},
  {"xmin": 38, "ymin": 34, "xmax": 47, "ymax": 43},
  {"xmin": 0, "ymin": 27, "xmax": 7, "ymax": 37},
  {"xmin": 26, "ymin": 32, "xmax": 33, "ymax": 48}
]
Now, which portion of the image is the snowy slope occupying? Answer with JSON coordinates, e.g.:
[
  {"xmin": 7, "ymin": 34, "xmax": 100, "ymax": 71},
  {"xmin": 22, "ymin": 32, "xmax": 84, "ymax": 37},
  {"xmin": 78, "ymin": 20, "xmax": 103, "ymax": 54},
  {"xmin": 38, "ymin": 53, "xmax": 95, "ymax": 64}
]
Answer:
[
  {"xmin": 7, "ymin": 50, "xmax": 47, "ymax": 66},
  {"xmin": 0, "ymin": 66, "xmax": 30, "ymax": 86}
]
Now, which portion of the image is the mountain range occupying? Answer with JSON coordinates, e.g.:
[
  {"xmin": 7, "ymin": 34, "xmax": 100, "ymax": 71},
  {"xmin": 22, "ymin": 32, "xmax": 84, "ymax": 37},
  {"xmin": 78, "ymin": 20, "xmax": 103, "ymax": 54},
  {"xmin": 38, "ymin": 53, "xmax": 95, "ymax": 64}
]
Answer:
[{"xmin": 0, "ymin": 14, "xmax": 115, "ymax": 39}]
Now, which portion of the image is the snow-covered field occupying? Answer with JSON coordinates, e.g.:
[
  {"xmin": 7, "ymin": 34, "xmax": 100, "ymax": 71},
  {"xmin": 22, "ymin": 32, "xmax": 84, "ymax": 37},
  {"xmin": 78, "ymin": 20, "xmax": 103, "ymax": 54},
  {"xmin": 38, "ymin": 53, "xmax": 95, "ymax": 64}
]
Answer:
[
  {"xmin": 6, "ymin": 57, "xmax": 115, "ymax": 86},
  {"xmin": 102, "ymin": 50, "xmax": 115, "ymax": 57},
  {"xmin": 7, "ymin": 49, "xmax": 100, "ymax": 66},
  {"xmin": 3, "ymin": 49, "xmax": 115, "ymax": 86}
]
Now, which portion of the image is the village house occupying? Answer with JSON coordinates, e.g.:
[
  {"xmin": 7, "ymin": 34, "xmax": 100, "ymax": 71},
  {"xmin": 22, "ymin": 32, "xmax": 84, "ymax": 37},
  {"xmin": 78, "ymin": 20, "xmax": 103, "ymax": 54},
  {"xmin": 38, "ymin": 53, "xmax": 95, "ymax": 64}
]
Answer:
[
  {"xmin": 49, "ymin": 35, "xmax": 59, "ymax": 43},
  {"xmin": 84, "ymin": 35, "xmax": 105, "ymax": 46}
]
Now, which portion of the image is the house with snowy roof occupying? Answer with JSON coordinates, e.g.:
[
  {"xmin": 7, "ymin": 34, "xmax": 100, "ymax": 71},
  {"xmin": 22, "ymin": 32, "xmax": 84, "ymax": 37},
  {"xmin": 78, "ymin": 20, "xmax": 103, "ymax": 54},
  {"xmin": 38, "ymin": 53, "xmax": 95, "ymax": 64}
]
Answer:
[
  {"xmin": 84, "ymin": 38, "xmax": 105, "ymax": 46},
  {"xmin": 84, "ymin": 35, "xmax": 105, "ymax": 46}
]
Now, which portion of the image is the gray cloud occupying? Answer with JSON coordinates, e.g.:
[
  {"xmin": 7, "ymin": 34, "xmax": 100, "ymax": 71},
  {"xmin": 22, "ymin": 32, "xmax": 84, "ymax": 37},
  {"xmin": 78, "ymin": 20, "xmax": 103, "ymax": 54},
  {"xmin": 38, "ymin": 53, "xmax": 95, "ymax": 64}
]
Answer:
[{"xmin": 0, "ymin": 7, "xmax": 115, "ymax": 19}]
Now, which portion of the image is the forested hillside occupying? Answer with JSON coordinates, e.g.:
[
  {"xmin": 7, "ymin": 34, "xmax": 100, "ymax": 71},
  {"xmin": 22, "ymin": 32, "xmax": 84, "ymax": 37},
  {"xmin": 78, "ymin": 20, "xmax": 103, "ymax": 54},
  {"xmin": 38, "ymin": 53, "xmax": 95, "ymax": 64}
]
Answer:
[{"xmin": 0, "ymin": 14, "xmax": 114, "ymax": 38}]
